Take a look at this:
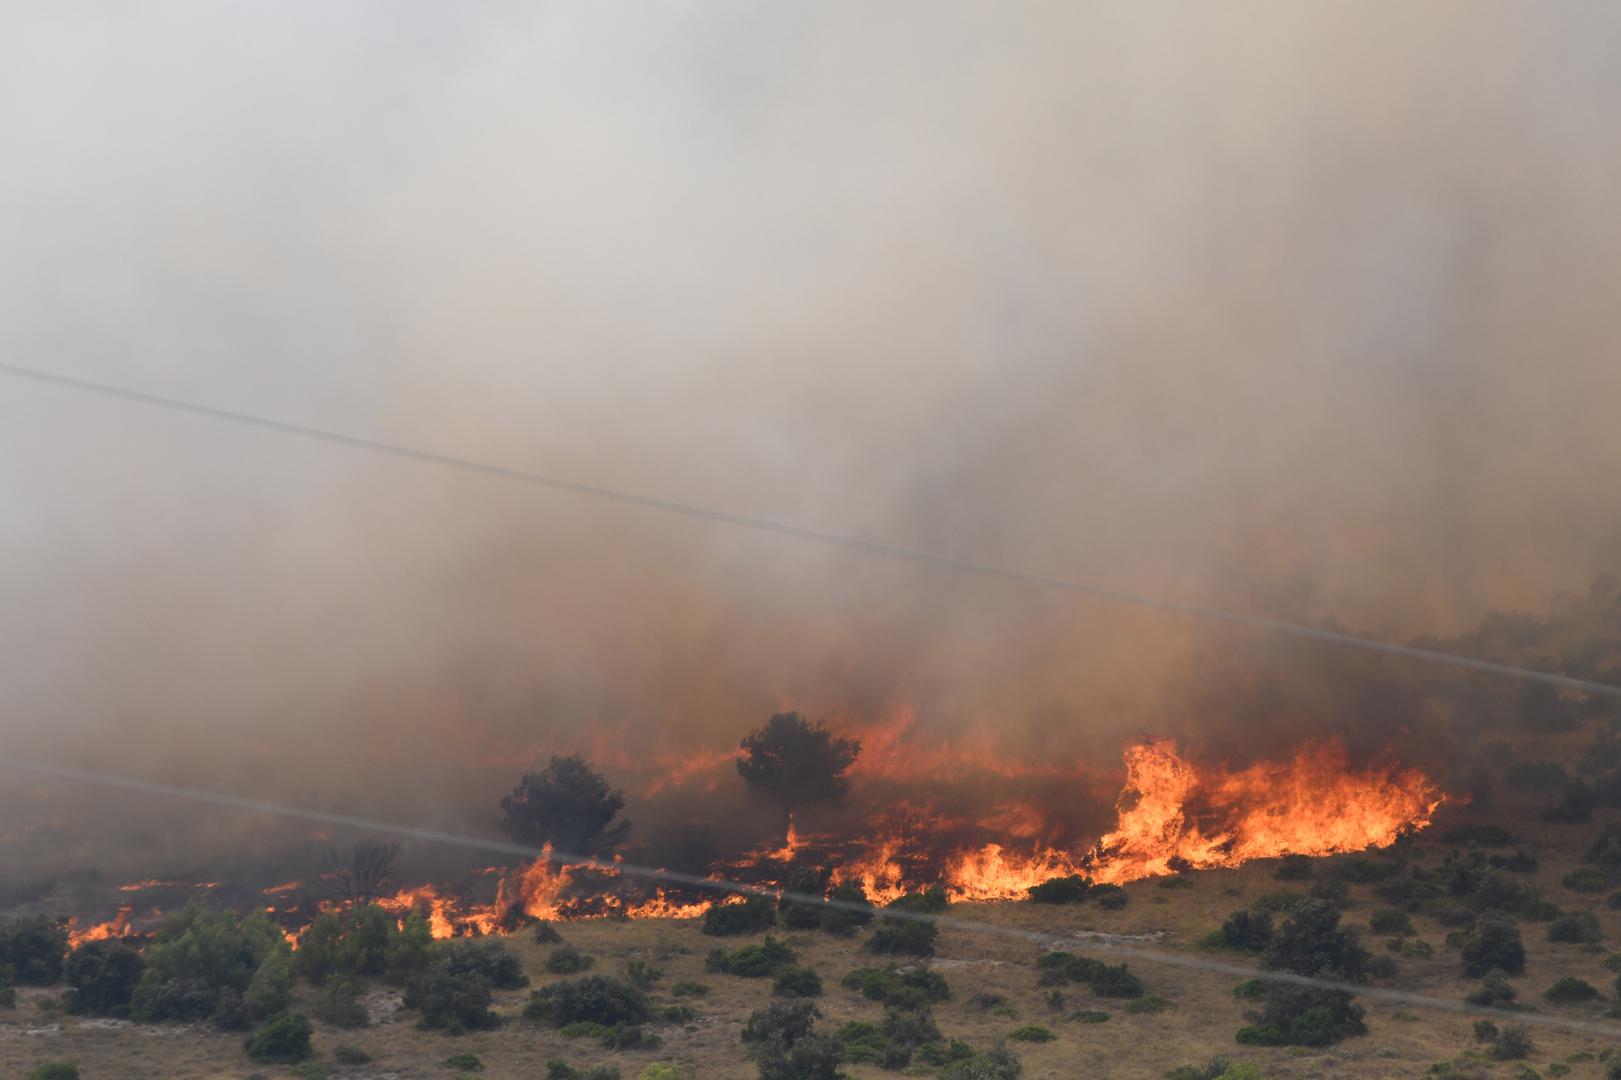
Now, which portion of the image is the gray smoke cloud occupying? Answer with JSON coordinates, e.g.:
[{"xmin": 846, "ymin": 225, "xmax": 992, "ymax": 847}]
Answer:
[{"xmin": 2, "ymin": 2, "xmax": 1619, "ymax": 881}]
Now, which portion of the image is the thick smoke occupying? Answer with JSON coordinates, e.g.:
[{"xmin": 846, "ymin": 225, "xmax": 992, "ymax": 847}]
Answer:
[{"xmin": 2, "ymin": 3, "xmax": 1620, "ymax": 887}]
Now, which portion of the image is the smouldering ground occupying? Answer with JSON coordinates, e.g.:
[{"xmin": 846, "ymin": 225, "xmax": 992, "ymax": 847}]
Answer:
[{"xmin": 7, "ymin": 800, "xmax": 1621, "ymax": 1080}]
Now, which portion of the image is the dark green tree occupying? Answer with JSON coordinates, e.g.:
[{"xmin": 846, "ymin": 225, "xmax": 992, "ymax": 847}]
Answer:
[
  {"xmin": 737, "ymin": 713, "xmax": 860, "ymax": 844},
  {"xmin": 499, "ymin": 755, "xmax": 630, "ymax": 857}
]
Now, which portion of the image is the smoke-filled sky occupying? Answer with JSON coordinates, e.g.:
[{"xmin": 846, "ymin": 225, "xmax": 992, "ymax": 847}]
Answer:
[{"xmin": 3, "ymin": 2, "xmax": 1620, "ymax": 857}]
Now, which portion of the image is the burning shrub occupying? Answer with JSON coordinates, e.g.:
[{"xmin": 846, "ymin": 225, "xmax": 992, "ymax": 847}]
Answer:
[
  {"xmin": 62, "ymin": 940, "xmax": 145, "ymax": 1017},
  {"xmin": 525, "ymin": 975, "xmax": 653, "ymax": 1028},
  {"xmin": 1461, "ymin": 915, "xmax": 1526, "ymax": 977},
  {"xmin": 866, "ymin": 919, "xmax": 938, "ymax": 958},
  {"xmin": 772, "ymin": 966, "xmax": 823, "ymax": 998},
  {"xmin": 130, "ymin": 905, "xmax": 289, "ymax": 1023},
  {"xmin": 741, "ymin": 999, "xmax": 844, "ymax": 1080},
  {"xmin": 313, "ymin": 973, "xmax": 369, "ymax": 1028},
  {"xmin": 546, "ymin": 945, "xmax": 595, "ymax": 975},
  {"xmin": 1544, "ymin": 976, "xmax": 1600, "ymax": 1003},
  {"xmin": 435, "ymin": 938, "xmax": 529, "ymax": 991},
  {"xmin": 840, "ymin": 965, "xmax": 951, "ymax": 1007},
  {"xmin": 702, "ymin": 895, "xmax": 778, "ymax": 937},
  {"xmin": 403, "ymin": 958, "xmax": 499, "ymax": 1034},
  {"xmin": 499, "ymin": 754, "xmax": 631, "ymax": 857},
  {"xmin": 243, "ymin": 1011, "xmax": 313, "ymax": 1064},
  {"xmin": 1027, "ymin": 875, "xmax": 1092, "ymax": 905},
  {"xmin": 706, "ymin": 936, "xmax": 796, "ymax": 978},
  {"xmin": 0, "ymin": 915, "xmax": 68, "ymax": 985}
]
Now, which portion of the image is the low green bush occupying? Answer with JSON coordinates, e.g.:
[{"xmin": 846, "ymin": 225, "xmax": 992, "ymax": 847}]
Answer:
[
  {"xmin": 524, "ymin": 975, "xmax": 653, "ymax": 1028},
  {"xmin": 244, "ymin": 1012, "xmax": 313, "ymax": 1064},
  {"xmin": 1008, "ymin": 1023, "xmax": 1055, "ymax": 1042},
  {"xmin": 705, "ymin": 936, "xmax": 796, "ymax": 977},
  {"xmin": 700, "ymin": 895, "xmax": 777, "ymax": 937}
]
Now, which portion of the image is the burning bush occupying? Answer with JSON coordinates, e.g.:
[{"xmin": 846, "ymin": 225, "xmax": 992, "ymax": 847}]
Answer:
[
  {"xmin": 243, "ymin": 1011, "xmax": 313, "ymax": 1064},
  {"xmin": 62, "ymin": 940, "xmax": 144, "ymax": 1017},
  {"xmin": 702, "ymin": 895, "xmax": 778, "ymax": 936},
  {"xmin": 0, "ymin": 915, "xmax": 68, "ymax": 985},
  {"xmin": 129, "ymin": 904, "xmax": 289, "ymax": 1025},
  {"xmin": 742, "ymin": 999, "xmax": 844, "ymax": 1080},
  {"xmin": 524, "ymin": 974, "xmax": 653, "ymax": 1028}
]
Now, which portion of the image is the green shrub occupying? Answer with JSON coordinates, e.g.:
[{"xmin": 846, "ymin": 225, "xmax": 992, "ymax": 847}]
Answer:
[
  {"xmin": 1069, "ymin": 1009, "xmax": 1109, "ymax": 1023},
  {"xmin": 878, "ymin": 1004, "xmax": 941, "ymax": 1068},
  {"xmin": 1544, "ymin": 976, "xmax": 1599, "ymax": 1003},
  {"xmin": 1489, "ymin": 1025, "xmax": 1534, "ymax": 1060},
  {"xmin": 245, "ymin": 946, "xmax": 293, "ymax": 1020},
  {"xmin": 1263, "ymin": 899, "xmax": 1369, "ymax": 979},
  {"xmin": 1125, "ymin": 994, "xmax": 1175, "ymax": 1014},
  {"xmin": 866, "ymin": 919, "xmax": 938, "ymax": 957},
  {"xmin": 244, "ymin": 1012, "xmax": 313, "ymax": 1064},
  {"xmin": 1275, "ymin": 855, "xmax": 1314, "ymax": 881},
  {"xmin": 313, "ymin": 973, "xmax": 369, "ymax": 1028},
  {"xmin": 637, "ymin": 1066, "xmax": 683, "ymax": 1080},
  {"xmin": 25, "ymin": 1064, "xmax": 79, "ymax": 1080},
  {"xmin": 623, "ymin": 959, "xmax": 662, "ymax": 989},
  {"xmin": 445, "ymin": 1052, "xmax": 484, "ymax": 1071},
  {"xmin": 0, "ymin": 916, "xmax": 69, "ymax": 985},
  {"xmin": 839, "ymin": 965, "xmax": 950, "ymax": 1006},
  {"xmin": 1564, "ymin": 867, "xmax": 1611, "ymax": 894},
  {"xmin": 62, "ymin": 940, "xmax": 145, "ymax": 1016},
  {"xmin": 1548, "ymin": 912, "xmax": 1601, "ymax": 944},
  {"xmin": 1028, "ymin": 875, "xmax": 1092, "ymax": 904},
  {"xmin": 294, "ymin": 905, "xmax": 400, "ymax": 982},
  {"xmin": 819, "ymin": 882, "xmax": 876, "ymax": 936},
  {"xmin": 1241, "ymin": 984, "xmax": 1364, "ymax": 1047},
  {"xmin": 773, "ymin": 966, "xmax": 823, "ymax": 998},
  {"xmin": 886, "ymin": 888, "xmax": 950, "ymax": 915},
  {"xmin": 547, "ymin": 1063, "xmax": 623, "ymax": 1080},
  {"xmin": 1091, "ymin": 883, "xmax": 1129, "ymax": 909},
  {"xmin": 661, "ymin": 1003, "xmax": 695, "ymax": 1023},
  {"xmin": 1465, "ymin": 970, "xmax": 1516, "ymax": 1007},
  {"xmin": 546, "ymin": 945, "xmax": 594, "ymax": 975},
  {"xmin": 403, "ymin": 958, "xmax": 497, "ymax": 1034},
  {"xmin": 333, "ymin": 1045, "xmax": 373, "ymax": 1065},
  {"xmin": 534, "ymin": 921, "xmax": 563, "ymax": 944},
  {"xmin": 435, "ymin": 939, "xmax": 528, "ymax": 990},
  {"xmin": 1008, "ymin": 1023, "xmax": 1054, "ymax": 1042},
  {"xmin": 836, "ymin": 1018, "xmax": 885, "ymax": 1062},
  {"xmin": 1472, "ymin": 1019, "xmax": 1498, "ymax": 1042},
  {"xmin": 1216, "ymin": 910, "xmax": 1274, "ymax": 951},
  {"xmin": 706, "ymin": 936, "xmax": 796, "ymax": 977},
  {"xmin": 130, "ymin": 905, "xmax": 290, "ymax": 1023},
  {"xmin": 741, "ymin": 999, "xmax": 843, "ymax": 1079},
  {"xmin": 524, "ymin": 975, "xmax": 652, "ymax": 1028},
  {"xmin": 1368, "ymin": 909, "xmax": 1414, "ymax": 936},
  {"xmin": 701, "ymin": 895, "xmax": 777, "ymax": 936},
  {"xmin": 1461, "ymin": 916, "xmax": 1526, "ymax": 977},
  {"xmin": 668, "ymin": 980, "xmax": 709, "ymax": 997},
  {"xmin": 386, "ymin": 910, "xmax": 435, "ymax": 982},
  {"xmin": 939, "ymin": 1047, "xmax": 1022, "ymax": 1080}
]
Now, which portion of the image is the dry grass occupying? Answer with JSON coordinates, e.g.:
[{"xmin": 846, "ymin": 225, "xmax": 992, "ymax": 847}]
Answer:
[{"xmin": 6, "ymin": 807, "xmax": 1621, "ymax": 1079}]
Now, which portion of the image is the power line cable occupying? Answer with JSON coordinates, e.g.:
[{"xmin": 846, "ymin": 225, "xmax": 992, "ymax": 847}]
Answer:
[{"xmin": 2, "ymin": 360, "xmax": 1614, "ymax": 701}]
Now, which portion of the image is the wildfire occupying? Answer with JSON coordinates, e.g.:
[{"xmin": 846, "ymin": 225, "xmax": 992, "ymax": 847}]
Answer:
[
  {"xmin": 68, "ymin": 904, "xmax": 137, "ymax": 947},
  {"xmin": 1088, "ymin": 737, "xmax": 1444, "ymax": 884}
]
